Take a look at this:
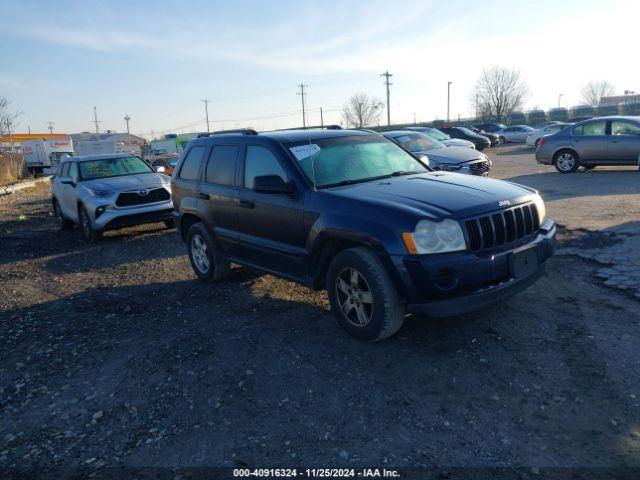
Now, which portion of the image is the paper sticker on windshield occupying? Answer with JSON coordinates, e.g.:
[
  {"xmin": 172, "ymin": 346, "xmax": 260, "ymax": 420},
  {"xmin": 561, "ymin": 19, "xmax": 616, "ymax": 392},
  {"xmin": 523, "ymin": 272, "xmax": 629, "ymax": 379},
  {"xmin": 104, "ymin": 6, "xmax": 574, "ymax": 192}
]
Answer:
[{"xmin": 289, "ymin": 144, "xmax": 320, "ymax": 161}]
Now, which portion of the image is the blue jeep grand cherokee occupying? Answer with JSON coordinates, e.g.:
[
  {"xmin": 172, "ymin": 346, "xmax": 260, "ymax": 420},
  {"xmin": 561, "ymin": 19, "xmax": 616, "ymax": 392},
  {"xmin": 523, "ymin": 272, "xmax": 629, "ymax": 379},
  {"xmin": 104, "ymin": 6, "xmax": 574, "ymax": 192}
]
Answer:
[{"xmin": 171, "ymin": 128, "xmax": 555, "ymax": 341}]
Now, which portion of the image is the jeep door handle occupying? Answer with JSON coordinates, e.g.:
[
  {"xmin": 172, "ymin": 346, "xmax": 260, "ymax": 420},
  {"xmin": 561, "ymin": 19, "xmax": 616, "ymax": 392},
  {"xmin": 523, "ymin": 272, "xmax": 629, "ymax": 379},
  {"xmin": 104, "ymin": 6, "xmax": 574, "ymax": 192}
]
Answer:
[
  {"xmin": 238, "ymin": 200, "xmax": 255, "ymax": 209},
  {"xmin": 198, "ymin": 193, "xmax": 210, "ymax": 200}
]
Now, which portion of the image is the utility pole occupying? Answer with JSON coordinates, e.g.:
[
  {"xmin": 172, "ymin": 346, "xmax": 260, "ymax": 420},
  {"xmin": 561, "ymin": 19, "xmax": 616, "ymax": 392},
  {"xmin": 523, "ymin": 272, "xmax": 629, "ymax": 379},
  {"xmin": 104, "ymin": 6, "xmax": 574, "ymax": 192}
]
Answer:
[
  {"xmin": 124, "ymin": 114, "xmax": 131, "ymax": 144},
  {"xmin": 447, "ymin": 81, "xmax": 452, "ymax": 123},
  {"xmin": 320, "ymin": 107, "xmax": 324, "ymax": 128},
  {"xmin": 558, "ymin": 93, "xmax": 564, "ymax": 108},
  {"xmin": 47, "ymin": 121, "xmax": 54, "ymax": 134},
  {"xmin": 93, "ymin": 106, "xmax": 101, "ymax": 138},
  {"xmin": 413, "ymin": 112, "xmax": 416, "ymax": 125},
  {"xmin": 297, "ymin": 84, "xmax": 308, "ymax": 128},
  {"xmin": 380, "ymin": 71, "xmax": 393, "ymax": 126},
  {"xmin": 201, "ymin": 99, "xmax": 211, "ymax": 133}
]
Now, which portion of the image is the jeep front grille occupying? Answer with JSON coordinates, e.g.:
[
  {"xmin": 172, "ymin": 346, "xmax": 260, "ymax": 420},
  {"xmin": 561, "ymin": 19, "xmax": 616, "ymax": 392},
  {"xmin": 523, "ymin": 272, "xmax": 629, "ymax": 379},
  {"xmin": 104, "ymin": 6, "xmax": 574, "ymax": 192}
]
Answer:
[
  {"xmin": 115, "ymin": 188, "xmax": 170, "ymax": 207},
  {"xmin": 464, "ymin": 202, "xmax": 540, "ymax": 251}
]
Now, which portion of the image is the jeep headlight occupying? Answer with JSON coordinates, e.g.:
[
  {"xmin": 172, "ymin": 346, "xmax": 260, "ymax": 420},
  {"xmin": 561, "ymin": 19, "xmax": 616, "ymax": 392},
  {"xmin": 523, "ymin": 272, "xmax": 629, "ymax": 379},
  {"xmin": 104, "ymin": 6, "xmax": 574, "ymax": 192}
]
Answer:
[
  {"xmin": 402, "ymin": 219, "xmax": 466, "ymax": 255},
  {"xmin": 533, "ymin": 195, "xmax": 546, "ymax": 222}
]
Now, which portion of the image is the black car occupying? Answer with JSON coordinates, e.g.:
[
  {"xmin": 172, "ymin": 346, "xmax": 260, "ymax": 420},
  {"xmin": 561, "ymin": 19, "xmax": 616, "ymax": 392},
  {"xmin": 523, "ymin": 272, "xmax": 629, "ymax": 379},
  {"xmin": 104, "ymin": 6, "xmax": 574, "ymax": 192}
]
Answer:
[
  {"xmin": 439, "ymin": 126, "xmax": 491, "ymax": 150},
  {"xmin": 468, "ymin": 126, "xmax": 500, "ymax": 146},
  {"xmin": 474, "ymin": 122, "xmax": 507, "ymax": 133},
  {"xmin": 382, "ymin": 130, "xmax": 491, "ymax": 176},
  {"xmin": 171, "ymin": 128, "xmax": 555, "ymax": 341}
]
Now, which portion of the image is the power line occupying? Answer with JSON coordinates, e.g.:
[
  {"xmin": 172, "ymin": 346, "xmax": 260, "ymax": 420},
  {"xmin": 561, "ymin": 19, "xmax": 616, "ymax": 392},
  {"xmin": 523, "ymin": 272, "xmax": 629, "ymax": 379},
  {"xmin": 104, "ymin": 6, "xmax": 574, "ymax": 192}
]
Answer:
[
  {"xmin": 380, "ymin": 71, "xmax": 393, "ymax": 126},
  {"xmin": 124, "ymin": 114, "xmax": 131, "ymax": 143},
  {"xmin": 92, "ymin": 106, "xmax": 101, "ymax": 138},
  {"xmin": 297, "ymin": 84, "xmax": 308, "ymax": 128},
  {"xmin": 201, "ymin": 99, "xmax": 211, "ymax": 133}
]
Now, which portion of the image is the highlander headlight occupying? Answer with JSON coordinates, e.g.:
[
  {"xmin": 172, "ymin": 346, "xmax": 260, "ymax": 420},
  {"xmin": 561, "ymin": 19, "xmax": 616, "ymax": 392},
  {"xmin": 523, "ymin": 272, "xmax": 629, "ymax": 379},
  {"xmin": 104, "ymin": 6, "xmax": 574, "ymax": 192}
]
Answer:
[
  {"xmin": 533, "ymin": 195, "xmax": 546, "ymax": 222},
  {"xmin": 85, "ymin": 188, "xmax": 114, "ymax": 198},
  {"xmin": 402, "ymin": 219, "xmax": 466, "ymax": 255}
]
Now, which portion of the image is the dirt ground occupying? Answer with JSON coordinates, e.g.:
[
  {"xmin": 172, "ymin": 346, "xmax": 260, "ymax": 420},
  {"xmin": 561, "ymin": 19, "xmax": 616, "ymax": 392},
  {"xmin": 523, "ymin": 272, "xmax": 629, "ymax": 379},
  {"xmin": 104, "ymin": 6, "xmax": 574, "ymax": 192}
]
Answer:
[{"xmin": 1, "ymin": 145, "xmax": 639, "ymax": 473}]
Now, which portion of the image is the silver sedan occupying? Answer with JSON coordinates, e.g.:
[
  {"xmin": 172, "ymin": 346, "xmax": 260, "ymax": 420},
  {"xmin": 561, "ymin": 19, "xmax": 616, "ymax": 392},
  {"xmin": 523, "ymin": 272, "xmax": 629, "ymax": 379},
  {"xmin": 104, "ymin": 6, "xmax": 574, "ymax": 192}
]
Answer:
[{"xmin": 535, "ymin": 116, "xmax": 640, "ymax": 173}]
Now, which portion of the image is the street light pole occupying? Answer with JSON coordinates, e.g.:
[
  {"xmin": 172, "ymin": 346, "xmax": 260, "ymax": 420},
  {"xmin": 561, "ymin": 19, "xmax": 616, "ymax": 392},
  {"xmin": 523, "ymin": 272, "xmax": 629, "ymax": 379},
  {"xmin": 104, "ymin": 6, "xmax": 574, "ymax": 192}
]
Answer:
[
  {"xmin": 447, "ymin": 81, "xmax": 452, "ymax": 123},
  {"xmin": 201, "ymin": 99, "xmax": 211, "ymax": 133},
  {"xmin": 558, "ymin": 93, "xmax": 564, "ymax": 108}
]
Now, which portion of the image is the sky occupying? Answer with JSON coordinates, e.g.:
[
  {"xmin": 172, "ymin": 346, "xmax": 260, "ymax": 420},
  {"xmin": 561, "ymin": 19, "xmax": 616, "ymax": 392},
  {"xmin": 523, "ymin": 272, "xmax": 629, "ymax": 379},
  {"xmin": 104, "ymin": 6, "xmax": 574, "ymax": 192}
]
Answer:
[{"xmin": 0, "ymin": 0, "xmax": 638, "ymax": 139}]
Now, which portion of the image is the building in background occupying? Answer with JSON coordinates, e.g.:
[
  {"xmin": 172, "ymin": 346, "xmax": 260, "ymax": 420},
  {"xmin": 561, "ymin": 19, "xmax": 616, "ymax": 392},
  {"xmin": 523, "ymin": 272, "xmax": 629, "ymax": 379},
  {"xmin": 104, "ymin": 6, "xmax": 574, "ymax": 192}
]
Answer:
[{"xmin": 0, "ymin": 133, "xmax": 70, "ymax": 154}]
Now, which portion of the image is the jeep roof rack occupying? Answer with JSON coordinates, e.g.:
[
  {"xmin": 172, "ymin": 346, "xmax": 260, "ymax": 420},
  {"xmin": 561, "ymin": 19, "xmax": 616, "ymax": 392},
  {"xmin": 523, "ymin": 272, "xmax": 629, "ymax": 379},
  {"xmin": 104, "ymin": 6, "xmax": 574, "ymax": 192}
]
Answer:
[{"xmin": 213, "ymin": 128, "xmax": 259, "ymax": 135}]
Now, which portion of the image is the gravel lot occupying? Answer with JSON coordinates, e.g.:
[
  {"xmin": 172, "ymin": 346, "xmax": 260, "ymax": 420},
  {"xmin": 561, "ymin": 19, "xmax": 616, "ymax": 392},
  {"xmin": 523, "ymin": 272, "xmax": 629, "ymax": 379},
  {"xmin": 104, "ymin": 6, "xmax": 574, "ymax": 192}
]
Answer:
[{"xmin": 1, "ymin": 145, "xmax": 639, "ymax": 472}]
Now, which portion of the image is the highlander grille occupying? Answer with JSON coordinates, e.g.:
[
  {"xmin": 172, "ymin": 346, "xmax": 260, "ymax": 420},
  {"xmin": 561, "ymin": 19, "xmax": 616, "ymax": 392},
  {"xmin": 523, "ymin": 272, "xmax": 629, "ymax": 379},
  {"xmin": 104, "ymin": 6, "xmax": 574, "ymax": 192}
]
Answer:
[
  {"xmin": 116, "ymin": 188, "xmax": 170, "ymax": 207},
  {"xmin": 469, "ymin": 160, "xmax": 490, "ymax": 176},
  {"xmin": 464, "ymin": 202, "xmax": 540, "ymax": 251}
]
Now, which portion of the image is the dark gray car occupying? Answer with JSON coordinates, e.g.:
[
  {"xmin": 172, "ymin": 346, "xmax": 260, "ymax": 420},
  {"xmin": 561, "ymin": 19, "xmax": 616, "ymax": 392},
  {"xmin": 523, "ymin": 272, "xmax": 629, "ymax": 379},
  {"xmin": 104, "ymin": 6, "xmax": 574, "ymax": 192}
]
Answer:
[
  {"xmin": 383, "ymin": 131, "xmax": 491, "ymax": 176},
  {"xmin": 536, "ymin": 116, "xmax": 640, "ymax": 173}
]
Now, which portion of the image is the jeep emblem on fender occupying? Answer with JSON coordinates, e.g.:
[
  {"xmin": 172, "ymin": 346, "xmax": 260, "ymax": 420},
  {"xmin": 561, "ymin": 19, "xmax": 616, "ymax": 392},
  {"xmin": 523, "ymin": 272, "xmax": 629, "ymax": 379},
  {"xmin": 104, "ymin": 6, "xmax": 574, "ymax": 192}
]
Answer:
[
  {"xmin": 138, "ymin": 188, "xmax": 149, "ymax": 196},
  {"xmin": 498, "ymin": 200, "xmax": 511, "ymax": 207}
]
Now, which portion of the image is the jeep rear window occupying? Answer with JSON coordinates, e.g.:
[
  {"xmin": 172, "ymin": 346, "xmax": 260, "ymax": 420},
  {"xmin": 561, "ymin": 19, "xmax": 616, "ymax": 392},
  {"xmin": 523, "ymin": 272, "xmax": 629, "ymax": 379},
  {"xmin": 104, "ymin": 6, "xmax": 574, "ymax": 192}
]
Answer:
[
  {"xmin": 78, "ymin": 156, "xmax": 152, "ymax": 180},
  {"xmin": 287, "ymin": 136, "xmax": 428, "ymax": 189}
]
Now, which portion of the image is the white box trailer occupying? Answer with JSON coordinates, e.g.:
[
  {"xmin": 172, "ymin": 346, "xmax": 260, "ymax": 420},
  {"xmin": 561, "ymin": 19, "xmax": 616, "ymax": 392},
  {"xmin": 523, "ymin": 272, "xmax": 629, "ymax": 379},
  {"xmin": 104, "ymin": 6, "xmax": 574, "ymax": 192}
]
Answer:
[
  {"xmin": 74, "ymin": 139, "xmax": 117, "ymax": 156},
  {"xmin": 23, "ymin": 138, "xmax": 74, "ymax": 174}
]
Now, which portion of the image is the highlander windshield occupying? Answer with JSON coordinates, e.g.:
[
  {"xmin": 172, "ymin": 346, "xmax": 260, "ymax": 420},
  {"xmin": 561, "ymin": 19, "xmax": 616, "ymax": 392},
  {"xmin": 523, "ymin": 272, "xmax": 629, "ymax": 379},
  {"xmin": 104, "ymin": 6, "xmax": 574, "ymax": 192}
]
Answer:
[
  {"xmin": 290, "ymin": 136, "xmax": 428, "ymax": 189},
  {"xmin": 79, "ymin": 156, "xmax": 153, "ymax": 180}
]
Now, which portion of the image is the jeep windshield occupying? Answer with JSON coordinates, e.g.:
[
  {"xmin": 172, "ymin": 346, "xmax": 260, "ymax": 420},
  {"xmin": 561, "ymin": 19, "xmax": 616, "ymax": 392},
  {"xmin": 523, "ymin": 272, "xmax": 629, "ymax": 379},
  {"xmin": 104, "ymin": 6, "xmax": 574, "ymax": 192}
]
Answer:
[
  {"xmin": 289, "ymin": 136, "xmax": 428, "ymax": 189},
  {"xmin": 79, "ymin": 156, "xmax": 153, "ymax": 181}
]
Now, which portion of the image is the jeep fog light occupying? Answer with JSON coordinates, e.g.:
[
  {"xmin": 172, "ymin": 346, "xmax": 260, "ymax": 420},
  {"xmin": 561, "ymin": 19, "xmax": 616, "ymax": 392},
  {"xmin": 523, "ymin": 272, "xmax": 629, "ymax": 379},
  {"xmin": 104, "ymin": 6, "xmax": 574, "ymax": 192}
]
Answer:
[{"xmin": 402, "ymin": 219, "xmax": 466, "ymax": 255}]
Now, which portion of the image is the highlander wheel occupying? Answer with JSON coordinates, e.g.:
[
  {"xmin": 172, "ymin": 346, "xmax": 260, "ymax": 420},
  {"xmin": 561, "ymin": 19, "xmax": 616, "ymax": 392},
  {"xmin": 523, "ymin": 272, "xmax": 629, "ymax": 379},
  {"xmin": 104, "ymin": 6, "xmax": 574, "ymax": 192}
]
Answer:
[
  {"xmin": 326, "ymin": 247, "xmax": 404, "ymax": 341},
  {"xmin": 499, "ymin": 136, "xmax": 506, "ymax": 145},
  {"xmin": 53, "ymin": 199, "xmax": 74, "ymax": 230},
  {"xmin": 186, "ymin": 223, "xmax": 230, "ymax": 282},
  {"xmin": 554, "ymin": 150, "xmax": 579, "ymax": 173},
  {"xmin": 79, "ymin": 205, "xmax": 102, "ymax": 242}
]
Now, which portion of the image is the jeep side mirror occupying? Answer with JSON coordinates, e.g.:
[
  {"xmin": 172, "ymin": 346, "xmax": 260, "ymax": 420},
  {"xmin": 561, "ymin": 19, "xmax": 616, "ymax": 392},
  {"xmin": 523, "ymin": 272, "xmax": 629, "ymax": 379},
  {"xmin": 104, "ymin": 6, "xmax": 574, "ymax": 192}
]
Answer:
[
  {"xmin": 253, "ymin": 175, "xmax": 295, "ymax": 194},
  {"xmin": 59, "ymin": 175, "xmax": 74, "ymax": 186}
]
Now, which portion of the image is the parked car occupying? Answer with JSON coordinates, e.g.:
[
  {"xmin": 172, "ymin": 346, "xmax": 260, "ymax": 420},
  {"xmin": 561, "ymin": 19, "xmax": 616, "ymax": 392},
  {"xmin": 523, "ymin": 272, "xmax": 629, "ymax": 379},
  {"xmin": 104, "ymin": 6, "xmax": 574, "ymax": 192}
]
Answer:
[
  {"xmin": 532, "ymin": 121, "xmax": 564, "ymax": 129},
  {"xmin": 536, "ymin": 116, "xmax": 640, "ymax": 173},
  {"xmin": 467, "ymin": 126, "xmax": 500, "ymax": 146},
  {"xmin": 403, "ymin": 126, "xmax": 476, "ymax": 149},
  {"xmin": 149, "ymin": 154, "xmax": 181, "ymax": 175},
  {"xmin": 51, "ymin": 153, "xmax": 174, "ymax": 241},
  {"xmin": 382, "ymin": 130, "xmax": 491, "ymax": 176},
  {"xmin": 171, "ymin": 128, "xmax": 555, "ymax": 341},
  {"xmin": 439, "ymin": 126, "xmax": 491, "ymax": 150},
  {"xmin": 496, "ymin": 125, "xmax": 536, "ymax": 144},
  {"xmin": 473, "ymin": 123, "xmax": 507, "ymax": 133},
  {"xmin": 526, "ymin": 123, "xmax": 569, "ymax": 147}
]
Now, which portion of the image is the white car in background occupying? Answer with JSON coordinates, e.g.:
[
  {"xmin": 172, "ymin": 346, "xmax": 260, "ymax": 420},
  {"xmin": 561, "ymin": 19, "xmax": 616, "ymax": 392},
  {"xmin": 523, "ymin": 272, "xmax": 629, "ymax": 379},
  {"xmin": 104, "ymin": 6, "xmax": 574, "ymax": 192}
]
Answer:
[
  {"xmin": 496, "ymin": 125, "xmax": 535, "ymax": 144},
  {"xmin": 526, "ymin": 123, "xmax": 570, "ymax": 147}
]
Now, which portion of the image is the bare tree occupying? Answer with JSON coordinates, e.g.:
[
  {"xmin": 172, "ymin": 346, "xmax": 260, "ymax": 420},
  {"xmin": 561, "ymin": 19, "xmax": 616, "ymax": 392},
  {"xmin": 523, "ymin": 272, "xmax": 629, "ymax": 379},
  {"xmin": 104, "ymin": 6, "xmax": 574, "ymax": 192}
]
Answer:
[
  {"xmin": 470, "ymin": 67, "xmax": 528, "ymax": 122},
  {"xmin": 580, "ymin": 81, "xmax": 615, "ymax": 106},
  {"xmin": 0, "ymin": 97, "xmax": 22, "ymax": 153},
  {"xmin": 341, "ymin": 93, "xmax": 383, "ymax": 128}
]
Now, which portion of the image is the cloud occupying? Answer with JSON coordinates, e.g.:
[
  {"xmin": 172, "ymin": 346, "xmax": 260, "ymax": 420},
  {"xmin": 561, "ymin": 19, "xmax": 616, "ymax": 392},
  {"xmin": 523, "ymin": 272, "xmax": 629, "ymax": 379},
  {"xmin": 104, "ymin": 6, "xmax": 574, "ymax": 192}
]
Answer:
[{"xmin": 0, "ymin": 74, "xmax": 21, "ymax": 88}]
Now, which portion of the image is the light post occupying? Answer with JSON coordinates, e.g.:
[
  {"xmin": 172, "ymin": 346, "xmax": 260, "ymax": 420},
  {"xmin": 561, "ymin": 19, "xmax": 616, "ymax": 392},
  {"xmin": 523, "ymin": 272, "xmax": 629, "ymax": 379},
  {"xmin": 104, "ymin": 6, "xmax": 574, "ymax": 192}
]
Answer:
[
  {"xmin": 447, "ymin": 81, "xmax": 452, "ymax": 123},
  {"xmin": 558, "ymin": 93, "xmax": 564, "ymax": 108}
]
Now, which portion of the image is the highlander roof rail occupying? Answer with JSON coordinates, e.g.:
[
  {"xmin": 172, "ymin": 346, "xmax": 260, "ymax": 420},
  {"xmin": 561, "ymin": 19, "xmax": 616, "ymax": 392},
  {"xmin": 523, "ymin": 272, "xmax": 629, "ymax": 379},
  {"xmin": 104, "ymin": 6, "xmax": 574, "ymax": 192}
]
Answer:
[
  {"xmin": 272, "ymin": 125, "xmax": 342, "ymax": 132},
  {"xmin": 197, "ymin": 133, "xmax": 210, "ymax": 138},
  {"xmin": 212, "ymin": 128, "xmax": 259, "ymax": 135}
]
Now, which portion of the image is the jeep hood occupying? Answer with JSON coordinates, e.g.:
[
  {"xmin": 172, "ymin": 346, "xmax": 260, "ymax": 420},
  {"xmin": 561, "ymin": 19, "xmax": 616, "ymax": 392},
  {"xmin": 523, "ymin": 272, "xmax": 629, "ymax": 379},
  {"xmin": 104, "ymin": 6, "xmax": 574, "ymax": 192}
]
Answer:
[
  {"xmin": 81, "ymin": 173, "xmax": 168, "ymax": 192},
  {"xmin": 327, "ymin": 172, "xmax": 536, "ymax": 219}
]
